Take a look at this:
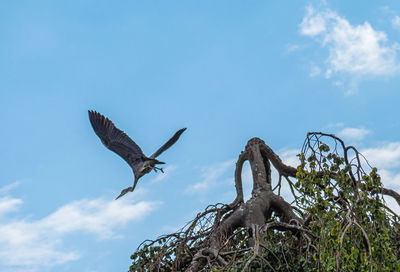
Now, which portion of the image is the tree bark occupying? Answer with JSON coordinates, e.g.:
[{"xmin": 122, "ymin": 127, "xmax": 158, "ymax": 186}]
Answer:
[{"xmin": 186, "ymin": 138, "xmax": 301, "ymax": 271}]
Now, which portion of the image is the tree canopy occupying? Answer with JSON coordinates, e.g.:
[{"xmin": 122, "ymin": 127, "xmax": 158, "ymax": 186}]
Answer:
[{"xmin": 129, "ymin": 132, "xmax": 400, "ymax": 272}]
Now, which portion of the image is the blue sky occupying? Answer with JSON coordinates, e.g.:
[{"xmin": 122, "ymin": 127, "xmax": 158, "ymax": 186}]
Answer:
[{"xmin": 2, "ymin": 1, "xmax": 400, "ymax": 271}]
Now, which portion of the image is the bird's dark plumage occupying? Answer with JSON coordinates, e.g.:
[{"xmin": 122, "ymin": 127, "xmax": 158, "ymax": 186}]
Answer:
[
  {"xmin": 88, "ymin": 111, "xmax": 144, "ymax": 165},
  {"xmin": 88, "ymin": 110, "xmax": 186, "ymax": 199},
  {"xmin": 150, "ymin": 128, "xmax": 187, "ymax": 159}
]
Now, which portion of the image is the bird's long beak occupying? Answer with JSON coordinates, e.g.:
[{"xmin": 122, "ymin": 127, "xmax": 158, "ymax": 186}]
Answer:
[{"xmin": 115, "ymin": 187, "xmax": 132, "ymax": 200}]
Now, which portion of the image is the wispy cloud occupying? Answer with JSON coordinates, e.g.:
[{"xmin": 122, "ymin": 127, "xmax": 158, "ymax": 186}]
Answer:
[
  {"xmin": 376, "ymin": 168, "xmax": 400, "ymax": 188},
  {"xmin": 39, "ymin": 198, "xmax": 160, "ymax": 238},
  {"xmin": 360, "ymin": 143, "xmax": 400, "ymax": 213},
  {"xmin": 337, "ymin": 127, "xmax": 371, "ymax": 141},
  {"xmin": 0, "ymin": 197, "xmax": 23, "ymax": 217},
  {"xmin": 285, "ymin": 43, "xmax": 301, "ymax": 53},
  {"xmin": 0, "ymin": 181, "xmax": 21, "ymax": 195},
  {"xmin": 280, "ymin": 149, "xmax": 301, "ymax": 168},
  {"xmin": 300, "ymin": 5, "xmax": 400, "ymax": 93},
  {"xmin": 309, "ymin": 65, "xmax": 321, "ymax": 77},
  {"xmin": 0, "ymin": 188, "xmax": 161, "ymax": 271},
  {"xmin": 185, "ymin": 160, "xmax": 235, "ymax": 193},
  {"xmin": 300, "ymin": 7, "xmax": 327, "ymax": 36},
  {"xmin": 392, "ymin": 15, "xmax": 400, "ymax": 31},
  {"xmin": 361, "ymin": 142, "xmax": 400, "ymax": 169}
]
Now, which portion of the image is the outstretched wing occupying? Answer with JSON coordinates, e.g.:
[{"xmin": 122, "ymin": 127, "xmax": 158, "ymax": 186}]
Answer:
[
  {"xmin": 150, "ymin": 128, "xmax": 186, "ymax": 159},
  {"xmin": 88, "ymin": 110, "xmax": 144, "ymax": 167}
]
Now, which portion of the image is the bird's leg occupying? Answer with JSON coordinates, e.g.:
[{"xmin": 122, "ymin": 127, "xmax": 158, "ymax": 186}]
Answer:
[{"xmin": 153, "ymin": 166, "xmax": 164, "ymax": 173}]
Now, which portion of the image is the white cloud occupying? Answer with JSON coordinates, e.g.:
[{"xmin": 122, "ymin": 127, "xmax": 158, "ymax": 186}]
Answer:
[
  {"xmin": 0, "ymin": 189, "xmax": 160, "ymax": 271},
  {"xmin": 0, "ymin": 197, "xmax": 23, "ymax": 216},
  {"xmin": 392, "ymin": 15, "xmax": 400, "ymax": 31},
  {"xmin": 361, "ymin": 142, "xmax": 400, "ymax": 169},
  {"xmin": 376, "ymin": 168, "xmax": 400, "ymax": 188},
  {"xmin": 383, "ymin": 195, "xmax": 400, "ymax": 215},
  {"xmin": 300, "ymin": 6, "xmax": 327, "ymax": 36},
  {"xmin": 300, "ymin": 6, "xmax": 400, "ymax": 93},
  {"xmin": 337, "ymin": 127, "xmax": 371, "ymax": 141},
  {"xmin": 280, "ymin": 149, "xmax": 301, "ymax": 168},
  {"xmin": 0, "ymin": 181, "xmax": 21, "ymax": 195},
  {"xmin": 185, "ymin": 160, "xmax": 235, "ymax": 193},
  {"xmin": 39, "ymin": 198, "xmax": 158, "ymax": 238},
  {"xmin": 360, "ymin": 143, "xmax": 400, "ymax": 212},
  {"xmin": 380, "ymin": 169, "xmax": 400, "ymax": 214}
]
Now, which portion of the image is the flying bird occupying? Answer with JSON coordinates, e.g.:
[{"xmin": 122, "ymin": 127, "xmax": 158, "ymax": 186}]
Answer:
[{"xmin": 88, "ymin": 110, "xmax": 186, "ymax": 200}]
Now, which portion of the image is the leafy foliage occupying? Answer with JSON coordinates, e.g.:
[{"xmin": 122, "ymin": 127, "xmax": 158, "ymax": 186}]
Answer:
[
  {"xmin": 129, "ymin": 133, "xmax": 400, "ymax": 272},
  {"xmin": 296, "ymin": 146, "xmax": 400, "ymax": 271}
]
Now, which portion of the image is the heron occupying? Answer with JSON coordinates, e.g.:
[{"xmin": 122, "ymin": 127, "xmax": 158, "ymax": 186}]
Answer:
[{"xmin": 88, "ymin": 110, "xmax": 186, "ymax": 200}]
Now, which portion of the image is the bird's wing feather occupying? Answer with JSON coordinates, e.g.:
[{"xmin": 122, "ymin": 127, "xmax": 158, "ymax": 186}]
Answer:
[
  {"xmin": 88, "ymin": 110, "xmax": 144, "ymax": 166},
  {"xmin": 150, "ymin": 128, "xmax": 186, "ymax": 159}
]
